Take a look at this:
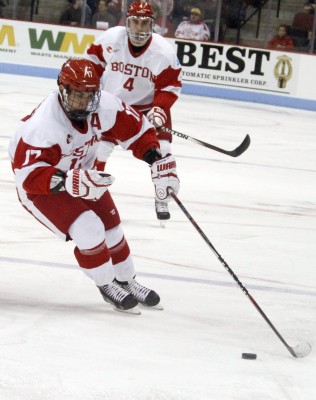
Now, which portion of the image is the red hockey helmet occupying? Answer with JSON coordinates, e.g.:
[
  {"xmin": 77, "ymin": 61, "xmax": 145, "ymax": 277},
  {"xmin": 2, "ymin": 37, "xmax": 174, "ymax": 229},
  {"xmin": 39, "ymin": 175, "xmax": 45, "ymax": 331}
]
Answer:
[
  {"xmin": 58, "ymin": 58, "xmax": 100, "ymax": 92},
  {"xmin": 127, "ymin": 1, "xmax": 154, "ymax": 18},
  {"xmin": 58, "ymin": 59, "xmax": 101, "ymax": 121},
  {"xmin": 126, "ymin": 1, "xmax": 154, "ymax": 47}
]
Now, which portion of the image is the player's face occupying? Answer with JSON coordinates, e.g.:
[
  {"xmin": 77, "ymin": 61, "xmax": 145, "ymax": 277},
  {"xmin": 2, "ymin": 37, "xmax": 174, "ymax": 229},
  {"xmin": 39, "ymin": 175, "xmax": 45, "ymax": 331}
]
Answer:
[
  {"xmin": 67, "ymin": 89, "xmax": 94, "ymax": 113},
  {"xmin": 127, "ymin": 16, "xmax": 153, "ymax": 46},
  {"xmin": 129, "ymin": 17, "xmax": 152, "ymax": 34},
  {"xmin": 59, "ymin": 85, "xmax": 100, "ymax": 121}
]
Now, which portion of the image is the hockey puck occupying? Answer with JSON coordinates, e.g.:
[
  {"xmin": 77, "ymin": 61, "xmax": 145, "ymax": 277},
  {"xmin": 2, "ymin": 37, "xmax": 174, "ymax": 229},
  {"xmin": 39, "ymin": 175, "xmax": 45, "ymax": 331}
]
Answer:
[{"xmin": 242, "ymin": 353, "xmax": 257, "ymax": 360}]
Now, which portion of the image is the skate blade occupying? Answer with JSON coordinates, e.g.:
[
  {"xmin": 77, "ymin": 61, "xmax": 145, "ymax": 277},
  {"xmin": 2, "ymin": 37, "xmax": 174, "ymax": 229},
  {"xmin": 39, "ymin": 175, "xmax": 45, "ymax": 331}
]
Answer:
[
  {"xmin": 140, "ymin": 303, "xmax": 164, "ymax": 311},
  {"xmin": 159, "ymin": 220, "xmax": 167, "ymax": 228},
  {"xmin": 114, "ymin": 305, "xmax": 141, "ymax": 315}
]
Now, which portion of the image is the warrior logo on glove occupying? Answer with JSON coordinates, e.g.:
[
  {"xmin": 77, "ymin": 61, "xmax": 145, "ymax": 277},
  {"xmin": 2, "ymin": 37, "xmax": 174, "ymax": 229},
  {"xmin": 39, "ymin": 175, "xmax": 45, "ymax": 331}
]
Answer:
[
  {"xmin": 157, "ymin": 159, "xmax": 176, "ymax": 172},
  {"xmin": 65, "ymin": 169, "xmax": 115, "ymax": 201},
  {"xmin": 151, "ymin": 155, "xmax": 180, "ymax": 201}
]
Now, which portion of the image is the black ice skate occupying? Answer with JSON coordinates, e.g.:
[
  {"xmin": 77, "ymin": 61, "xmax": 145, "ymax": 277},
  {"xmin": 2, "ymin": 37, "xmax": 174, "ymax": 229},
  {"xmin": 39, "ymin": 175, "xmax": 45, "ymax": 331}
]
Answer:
[
  {"xmin": 98, "ymin": 280, "xmax": 140, "ymax": 315},
  {"xmin": 115, "ymin": 276, "xmax": 163, "ymax": 310},
  {"xmin": 155, "ymin": 199, "xmax": 170, "ymax": 228}
]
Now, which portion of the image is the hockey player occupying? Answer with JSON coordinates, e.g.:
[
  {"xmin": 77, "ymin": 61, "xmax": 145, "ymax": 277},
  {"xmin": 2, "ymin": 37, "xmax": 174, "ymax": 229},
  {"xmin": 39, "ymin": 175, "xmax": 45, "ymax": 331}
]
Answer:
[
  {"xmin": 8, "ymin": 58, "xmax": 179, "ymax": 314},
  {"xmin": 86, "ymin": 1, "xmax": 182, "ymax": 225}
]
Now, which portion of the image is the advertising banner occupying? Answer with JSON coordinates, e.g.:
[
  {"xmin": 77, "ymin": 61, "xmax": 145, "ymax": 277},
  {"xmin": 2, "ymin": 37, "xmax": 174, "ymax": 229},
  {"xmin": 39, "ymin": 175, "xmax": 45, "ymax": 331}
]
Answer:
[
  {"xmin": 0, "ymin": 19, "xmax": 315, "ymax": 106},
  {"xmin": 0, "ymin": 20, "xmax": 97, "ymax": 70},
  {"xmin": 173, "ymin": 39, "xmax": 300, "ymax": 96}
]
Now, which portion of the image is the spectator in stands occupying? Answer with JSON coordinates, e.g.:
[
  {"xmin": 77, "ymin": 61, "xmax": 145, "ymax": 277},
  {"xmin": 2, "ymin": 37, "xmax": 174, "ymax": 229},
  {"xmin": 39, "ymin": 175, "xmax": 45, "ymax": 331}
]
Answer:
[
  {"xmin": 175, "ymin": 7, "xmax": 210, "ymax": 41},
  {"xmin": 267, "ymin": 24, "xmax": 294, "ymax": 50},
  {"xmin": 91, "ymin": 0, "xmax": 117, "ymax": 29},
  {"xmin": 59, "ymin": 0, "xmax": 92, "ymax": 27},
  {"xmin": 292, "ymin": 2, "xmax": 315, "ymax": 35}
]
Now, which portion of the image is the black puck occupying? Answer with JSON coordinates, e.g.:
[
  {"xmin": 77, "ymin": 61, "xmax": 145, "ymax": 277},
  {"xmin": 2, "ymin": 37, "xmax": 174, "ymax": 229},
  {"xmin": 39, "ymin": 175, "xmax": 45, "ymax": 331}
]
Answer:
[{"xmin": 242, "ymin": 353, "xmax": 257, "ymax": 360}]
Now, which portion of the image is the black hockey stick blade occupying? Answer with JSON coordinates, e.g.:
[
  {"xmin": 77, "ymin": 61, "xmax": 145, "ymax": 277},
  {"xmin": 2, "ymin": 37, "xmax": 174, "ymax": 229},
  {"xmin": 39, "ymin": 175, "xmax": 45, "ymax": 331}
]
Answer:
[
  {"xmin": 160, "ymin": 126, "xmax": 250, "ymax": 157},
  {"xmin": 189, "ymin": 133, "xmax": 250, "ymax": 157}
]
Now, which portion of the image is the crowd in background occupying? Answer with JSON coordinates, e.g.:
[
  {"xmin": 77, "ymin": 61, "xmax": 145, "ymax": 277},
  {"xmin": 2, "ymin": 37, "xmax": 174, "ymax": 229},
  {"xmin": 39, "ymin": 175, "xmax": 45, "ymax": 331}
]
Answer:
[
  {"xmin": 1, "ymin": 0, "xmax": 315, "ymax": 53},
  {"xmin": 56, "ymin": 0, "xmax": 254, "ymax": 40},
  {"xmin": 267, "ymin": 1, "xmax": 316, "ymax": 52}
]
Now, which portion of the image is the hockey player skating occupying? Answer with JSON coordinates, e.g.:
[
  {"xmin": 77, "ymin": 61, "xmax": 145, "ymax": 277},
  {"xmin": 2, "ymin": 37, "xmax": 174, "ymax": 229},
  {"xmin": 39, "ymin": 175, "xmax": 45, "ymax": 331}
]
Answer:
[
  {"xmin": 87, "ymin": 1, "xmax": 182, "ymax": 225},
  {"xmin": 8, "ymin": 58, "xmax": 179, "ymax": 314}
]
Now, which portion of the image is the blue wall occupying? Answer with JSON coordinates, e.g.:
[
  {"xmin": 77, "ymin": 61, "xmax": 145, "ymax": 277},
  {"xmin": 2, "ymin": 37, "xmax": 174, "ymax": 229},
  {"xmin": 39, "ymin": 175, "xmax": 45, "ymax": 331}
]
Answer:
[{"xmin": 2, "ymin": 62, "xmax": 316, "ymax": 111}]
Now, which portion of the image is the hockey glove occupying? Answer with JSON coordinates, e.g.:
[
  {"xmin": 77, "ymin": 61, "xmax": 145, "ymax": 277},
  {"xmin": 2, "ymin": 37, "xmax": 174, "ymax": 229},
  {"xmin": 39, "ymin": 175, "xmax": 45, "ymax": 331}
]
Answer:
[
  {"xmin": 65, "ymin": 169, "xmax": 115, "ymax": 201},
  {"xmin": 151, "ymin": 155, "xmax": 180, "ymax": 201},
  {"xmin": 146, "ymin": 107, "xmax": 167, "ymax": 128}
]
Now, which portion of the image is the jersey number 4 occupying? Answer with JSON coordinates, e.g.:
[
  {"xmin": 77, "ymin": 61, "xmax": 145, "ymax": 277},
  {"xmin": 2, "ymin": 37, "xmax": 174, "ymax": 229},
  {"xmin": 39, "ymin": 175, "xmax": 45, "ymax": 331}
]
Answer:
[{"xmin": 123, "ymin": 77, "xmax": 134, "ymax": 92}]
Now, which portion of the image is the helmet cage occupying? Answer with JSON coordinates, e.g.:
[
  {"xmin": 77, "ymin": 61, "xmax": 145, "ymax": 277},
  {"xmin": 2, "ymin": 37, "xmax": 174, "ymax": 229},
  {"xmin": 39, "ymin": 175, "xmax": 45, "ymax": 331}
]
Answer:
[
  {"xmin": 126, "ymin": 16, "xmax": 153, "ymax": 46},
  {"xmin": 60, "ymin": 87, "xmax": 101, "ymax": 121}
]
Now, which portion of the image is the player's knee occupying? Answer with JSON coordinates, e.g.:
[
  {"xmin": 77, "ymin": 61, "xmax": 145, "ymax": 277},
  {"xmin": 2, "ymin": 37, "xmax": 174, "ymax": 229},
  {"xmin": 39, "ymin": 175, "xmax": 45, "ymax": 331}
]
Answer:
[
  {"xmin": 104, "ymin": 225, "xmax": 124, "ymax": 247},
  {"xmin": 69, "ymin": 210, "xmax": 105, "ymax": 249}
]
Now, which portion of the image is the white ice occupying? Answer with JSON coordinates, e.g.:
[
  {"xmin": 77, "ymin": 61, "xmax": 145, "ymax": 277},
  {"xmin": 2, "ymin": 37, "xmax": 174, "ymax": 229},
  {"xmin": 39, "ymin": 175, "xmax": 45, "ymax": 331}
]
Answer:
[{"xmin": 0, "ymin": 74, "xmax": 315, "ymax": 400}]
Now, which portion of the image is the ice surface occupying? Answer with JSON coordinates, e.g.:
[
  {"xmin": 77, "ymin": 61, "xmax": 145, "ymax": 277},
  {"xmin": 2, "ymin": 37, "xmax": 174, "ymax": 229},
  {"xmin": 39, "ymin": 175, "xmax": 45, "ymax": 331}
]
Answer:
[{"xmin": 0, "ymin": 74, "xmax": 315, "ymax": 400}]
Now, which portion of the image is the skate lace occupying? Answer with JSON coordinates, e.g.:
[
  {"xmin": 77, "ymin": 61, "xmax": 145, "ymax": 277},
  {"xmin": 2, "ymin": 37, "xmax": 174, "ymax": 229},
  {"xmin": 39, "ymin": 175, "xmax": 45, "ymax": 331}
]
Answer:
[
  {"xmin": 127, "ymin": 280, "xmax": 150, "ymax": 301},
  {"xmin": 155, "ymin": 201, "xmax": 169, "ymax": 213},
  {"xmin": 104, "ymin": 282, "xmax": 128, "ymax": 302}
]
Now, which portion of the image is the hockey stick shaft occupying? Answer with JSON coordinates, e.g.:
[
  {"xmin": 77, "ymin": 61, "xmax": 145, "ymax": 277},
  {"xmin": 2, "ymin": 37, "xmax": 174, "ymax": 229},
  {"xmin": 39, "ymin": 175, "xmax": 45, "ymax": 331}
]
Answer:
[
  {"xmin": 170, "ymin": 191, "xmax": 311, "ymax": 358},
  {"xmin": 160, "ymin": 126, "xmax": 250, "ymax": 157}
]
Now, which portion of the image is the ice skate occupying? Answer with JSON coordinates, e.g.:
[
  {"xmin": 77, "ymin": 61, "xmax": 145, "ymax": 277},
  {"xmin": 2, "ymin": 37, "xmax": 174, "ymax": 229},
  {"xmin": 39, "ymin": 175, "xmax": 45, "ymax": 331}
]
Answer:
[
  {"xmin": 155, "ymin": 199, "xmax": 170, "ymax": 228},
  {"xmin": 98, "ymin": 280, "xmax": 140, "ymax": 315},
  {"xmin": 115, "ymin": 276, "xmax": 163, "ymax": 310}
]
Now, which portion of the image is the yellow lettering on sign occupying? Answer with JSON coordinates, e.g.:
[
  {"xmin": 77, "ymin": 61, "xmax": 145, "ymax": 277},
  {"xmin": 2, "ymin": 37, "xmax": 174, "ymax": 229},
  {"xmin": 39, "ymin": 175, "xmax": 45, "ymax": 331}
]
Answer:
[
  {"xmin": 60, "ymin": 33, "xmax": 95, "ymax": 54},
  {"xmin": 0, "ymin": 25, "xmax": 16, "ymax": 46}
]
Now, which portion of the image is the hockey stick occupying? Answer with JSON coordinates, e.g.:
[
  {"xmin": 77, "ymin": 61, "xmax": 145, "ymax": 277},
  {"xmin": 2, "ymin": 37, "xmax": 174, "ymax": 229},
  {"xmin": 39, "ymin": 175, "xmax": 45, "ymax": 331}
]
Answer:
[
  {"xmin": 170, "ymin": 191, "xmax": 312, "ymax": 358},
  {"xmin": 160, "ymin": 126, "xmax": 250, "ymax": 157}
]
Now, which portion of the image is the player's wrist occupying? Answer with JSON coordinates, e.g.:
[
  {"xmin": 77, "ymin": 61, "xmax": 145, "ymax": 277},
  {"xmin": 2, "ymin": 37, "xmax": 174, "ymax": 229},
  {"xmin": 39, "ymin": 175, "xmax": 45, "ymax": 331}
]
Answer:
[
  {"xmin": 143, "ymin": 147, "xmax": 162, "ymax": 165},
  {"xmin": 50, "ymin": 170, "xmax": 66, "ymax": 192}
]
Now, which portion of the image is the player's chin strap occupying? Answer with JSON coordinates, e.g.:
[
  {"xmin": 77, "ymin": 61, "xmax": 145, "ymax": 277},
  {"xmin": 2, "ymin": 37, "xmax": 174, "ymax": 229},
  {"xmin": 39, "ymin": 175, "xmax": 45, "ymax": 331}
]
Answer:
[
  {"xmin": 168, "ymin": 188, "xmax": 312, "ymax": 359},
  {"xmin": 159, "ymin": 126, "xmax": 250, "ymax": 158}
]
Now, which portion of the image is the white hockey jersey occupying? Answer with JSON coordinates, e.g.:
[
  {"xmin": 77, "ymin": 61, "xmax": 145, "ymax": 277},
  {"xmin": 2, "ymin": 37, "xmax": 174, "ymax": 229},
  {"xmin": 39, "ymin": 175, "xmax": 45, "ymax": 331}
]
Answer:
[
  {"xmin": 9, "ymin": 90, "xmax": 158, "ymax": 199},
  {"xmin": 175, "ymin": 21, "xmax": 210, "ymax": 41},
  {"xmin": 86, "ymin": 26, "xmax": 182, "ymax": 113}
]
